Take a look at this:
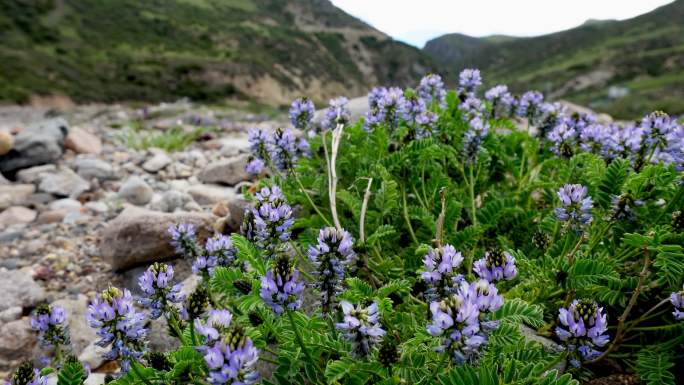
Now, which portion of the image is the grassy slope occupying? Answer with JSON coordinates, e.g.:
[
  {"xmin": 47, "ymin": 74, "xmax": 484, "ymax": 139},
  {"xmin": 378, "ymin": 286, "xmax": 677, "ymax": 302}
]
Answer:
[
  {"xmin": 0, "ymin": 0, "xmax": 435, "ymax": 105},
  {"xmin": 423, "ymin": 0, "xmax": 684, "ymax": 119}
]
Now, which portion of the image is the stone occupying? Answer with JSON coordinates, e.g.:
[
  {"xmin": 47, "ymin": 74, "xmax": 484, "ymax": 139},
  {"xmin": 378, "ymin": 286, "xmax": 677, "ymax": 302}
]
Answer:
[
  {"xmin": 16, "ymin": 164, "xmax": 57, "ymax": 183},
  {"xmin": 47, "ymin": 373, "xmax": 107, "ymax": 385},
  {"xmin": 520, "ymin": 325, "xmax": 566, "ymax": 373},
  {"xmin": 84, "ymin": 201, "xmax": 109, "ymax": 214},
  {"xmin": 36, "ymin": 209, "xmax": 70, "ymax": 224},
  {"xmin": 39, "ymin": 168, "xmax": 90, "ymax": 198},
  {"xmin": 74, "ymin": 156, "xmax": 115, "ymax": 180},
  {"xmin": 147, "ymin": 316, "xmax": 180, "ymax": 352},
  {"xmin": 0, "ymin": 306, "xmax": 22, "ymax": 322},
  {"xmin": 0, "ymin": 206, "xmax": 37, "ymax": 229},
  {"xmin": 65, "ymin": 127, "xmax": 102, "ymax": 154},
  {"xmin": 188, "ymin": 184, "xmax": 238, "ymax": 205},
  {"xmin": 0, "ymin": 130, "xmax": 14, "ymax": 156},
  {"xmin": 0, "ymin": 268, "xmax": 46, "ymax": 312},
  {"xmin": 198, "ymin": 154, "xmax": 250, "ymax": 185},
  {"xmin": 0, "ymin": 118, "xmax": 68, "ymax": 175},
  {"xmin": 99, "ymin": 206, "xmax": 215, "ymax": 270},
  {"xmin": 78, "ymin": 342, "xmax": 108, "ymax": 371},
  {"xmin": 0, "ymin": 318, "xmax": 36, "ymax": 370},
  {"xmin": 149, "ymin": 190, "xmax": 193, "ymax": 213},
  {"xmin": 48, "ymin": 198, "xmax": 82, "ymax": 211},
  {"xmin": 52, "ymin": 294, "xmax": 98, "ymax": 355},
  {"xmin": 142, "ymin": 149, "xmax": 172, "ymax": 172},
  {"xmin": 118, "ymin": 176, "xmax": 153, "ymax": 206},
  {"xmin": 0, "ymin": 184, "xmax": 35, "ymax": 210}
]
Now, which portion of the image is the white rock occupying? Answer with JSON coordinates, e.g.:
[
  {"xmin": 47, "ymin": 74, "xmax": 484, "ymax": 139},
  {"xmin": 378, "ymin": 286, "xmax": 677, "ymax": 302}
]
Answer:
[
  {"xmin": 39, "ymin": 168, "xmax": 90, "ymax": 198},
  {"xmin": 0, "ymin": 184, "xmax": 35, "ymax": 210},
  {"xmin": 0, "ymin": 206, "xmax": 37, "ymax": 229},
  {"xmin": 118, "ymin": 176, "xmax": 153, "ymax": 206},
  {"xmin": 48, "ymin": 198, "xmax": 82, "ymax": 211},
  {"xmin": 0, "ymin": 306, "xmax": 22, "ymax": 322},
  {"xmin": 74, "ymin": 156, "xmax": 115, "ymax": 180},
  {"xmin": 0, "ymin": 268, "xmax": 46, "ymax": 312},
  {"xmin": 197, "ymin": 154, "xmax": 249, "ymax": 185},
  {"xmin": 188, "ymin": 183, "xmax": 238, "ymax": 205},
  {"xmin": 16, "ymin": 164, "xmax": 57, "ymax": 184},
  {"xmin": 142, "ymin": 149, "xmax": 172, "ymax": 173}
]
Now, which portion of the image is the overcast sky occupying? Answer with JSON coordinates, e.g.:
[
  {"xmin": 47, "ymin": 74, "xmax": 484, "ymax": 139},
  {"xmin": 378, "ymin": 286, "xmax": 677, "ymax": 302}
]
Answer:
[{"xmin": 331, "ymin": 0, "xmax": 674, "ymax": 47}]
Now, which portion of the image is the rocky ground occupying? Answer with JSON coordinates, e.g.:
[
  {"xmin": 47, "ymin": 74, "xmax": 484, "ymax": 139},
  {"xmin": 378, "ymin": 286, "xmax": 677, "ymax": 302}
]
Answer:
[{"xmin": 0, "ymin": 100, "xmax": 282, "ymax": 379}]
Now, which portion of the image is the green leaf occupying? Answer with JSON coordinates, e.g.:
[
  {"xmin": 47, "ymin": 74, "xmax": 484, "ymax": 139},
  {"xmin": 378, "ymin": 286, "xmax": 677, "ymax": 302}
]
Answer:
[
  {"xmin": 492, "ymin": 299, "xmax": 545, "ymax": 328},
  {"xmin": 57, "ymin": 361, "xmax": 87, "ymax": 385},
  {"xmin": 230, "ymin": 234, "xmax": 267, "ymax": 275},
  {"xmin": 637, "ymin": 348, "xmax": 675, "ymax": 385}
]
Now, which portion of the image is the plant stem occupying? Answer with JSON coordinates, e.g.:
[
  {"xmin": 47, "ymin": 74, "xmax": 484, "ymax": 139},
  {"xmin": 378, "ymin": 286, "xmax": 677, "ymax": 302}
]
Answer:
[
  {"xmin": 435, "ymin": 188, "xmax": 447, "ymax": 247},
  {"xmin": 293, "ymin": 172, "xmax": 331, "ymax": 226},
  {"xmin": 401, "ymin": 184, "xmax": 419, "ymax": 245},
  {"xmin": 189, "ymin": 319, "xmax": 199, "ymax": 346},
  {"xmin": 130, "ymin": 362, "xmax": 153, "ymax": 385},
  {"xmin": 360, "ymin": 178, "xmax": 373, "ymax": 243},
  {"xmin": 329, "ymin": 122, "xmax": 345, "ymax": 232},
  {"xmin": 167, "ymin": 313, "xmax": 187, "ymax": 345},
  {"xmin": 287, "ymin": 310, "xmax": 322, "ymax": 382},
  {"xmin": 469, "ymin": 165, "xmax": 478, "ymax": 227}
]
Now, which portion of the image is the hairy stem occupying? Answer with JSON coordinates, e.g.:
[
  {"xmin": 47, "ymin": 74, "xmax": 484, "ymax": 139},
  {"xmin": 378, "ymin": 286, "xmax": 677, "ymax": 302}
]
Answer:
[
  {"xmin": 329, "ymin": 123, "xmax": 345, "ymax": 232},
  {"xmin": 401, "ymin": 184, "xmax": 419, "ymax": 245},
  {"xmin": 435, "ymin": 187, "xmax": 447, "ymax": 247},
  {"xmin": 360, "ymin": 177, "xmax": 373, "ymax": 243}
]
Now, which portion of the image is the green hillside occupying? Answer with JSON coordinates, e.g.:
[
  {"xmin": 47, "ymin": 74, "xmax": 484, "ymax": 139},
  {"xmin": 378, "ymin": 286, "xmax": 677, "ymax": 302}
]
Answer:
[
  {"xmin": 0, "ymin": 0, "xmax": 435, "ymax": 105},
  {"xmin": 424, "ymin": 0, "xmax": 684, "ymax": 119}
]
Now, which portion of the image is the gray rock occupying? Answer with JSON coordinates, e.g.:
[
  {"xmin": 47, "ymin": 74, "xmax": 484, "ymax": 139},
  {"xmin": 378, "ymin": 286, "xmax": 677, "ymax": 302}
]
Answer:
[
  {"xmin": 0, "ymin": 118, "xmax": 69, "ymax": 175},
  {"xmin": 188, "ymin": 184, "xmax": 238, "ymax": 205},
  {"xmin": 39, "ymin": 168, "xmax": 90, "ymax": 198},
  {"xmin": 118, "ymin": 176, "xmax": 153, "ymax": 206},
  {"xmin": 0, "ymin": 206, "xmax": 37, "ymax": 229},
  {"xmin": 142, "ymin": 149, "xmax": 172, "ymax": 172},
  {"xmin": 0, "ymin": 318, "xmax": 36, "ymax": 370},
  {"xmin": 65, "ymin": 127, "xmax": 102, "ymax": 154},
  {"xmin": 149, "ymin": 190, "xmax": 193, "ymax": 212},
  {"xmin": 0, "ymin": 268, "xmax": 46, "ymax": 312},
  {"xmin": 198, "ymin": 154, "xmax": 250, "ymax": 185},
  {"xmin": 519, "ymin": 325, "xmax": 566, "ymax": 373},
  {"xmin": 78, "ymin": 342, "xmax": 108, "ymax": 371},
  {"xmin": 0, "ymin": 306, "xmax": 22, "ymax": 322},
  {"xmin": 147, "ymin": 316, "xmax": 180, "ymax": 352},
  {"xmin": 99, "ymin": 206, "xmax": 215, "ymax": 270},
  {"xmin": 74, "ymin": 156, "xmax": 115, "ymax": 180},
  {"xmin": 0, "ymin": 184, "xmax": 35, "ymax": 210},
  {"xmin": 84, "ymin": 201, "xmax": 109, "ymax": 214},
  {"xmin": 16, "ymin": 164, "xmax": 57, "ymax": 184},
  {"xmin": 48, "ymin": 198, "xmax": 82, "ymax": 211},
  {"xmin": 52, "ymin": 294, "xmax": 97, "ymax": 355}
]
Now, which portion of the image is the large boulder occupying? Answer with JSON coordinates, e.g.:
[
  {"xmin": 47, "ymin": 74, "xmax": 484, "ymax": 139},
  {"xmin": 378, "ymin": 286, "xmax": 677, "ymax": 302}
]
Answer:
[
  {"xmin": 0, "ymin": 118, "xmax": 69, "ymax": 175},
  {"xmin": 99, "ymin": 206, "xmax": 215, "ymax": 270},
  {"xmin": 0, "ymin": 269, "xmax": 46, "ymax": 312},
  {"xmin": 198, "ymin": 154, "xmax": 249, "ymax": 186}
]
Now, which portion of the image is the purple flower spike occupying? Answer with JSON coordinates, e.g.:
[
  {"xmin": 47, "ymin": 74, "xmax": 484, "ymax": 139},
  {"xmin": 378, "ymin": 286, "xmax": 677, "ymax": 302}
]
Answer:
[
  {"xmin": 260, "ymin": 256, "xmax": 304, "ymax": 314},
  {"xmin": 336, "ymin": 301, "xmax": 385, "ymax": 357},
  {"xmin": 86, "ymin": 287, "xmax": 146, "ymax": 372},
  {"xmin": 322, "ymin": 96, "xmax": 351, "ymax": 131},
  {"xmin": 308, "ymin": 227, "xmax": 356, "ymax": 313},
  {"xmin": 555, "ymin": 184, "xmax": 593, "ymax": 232},
  {"xmin": 168, "ymin": 223, "xmax": 199, "ymax": 258},
  {"xmin": 458, "ymin": 69, "xmax": 482, "ymax": 96},
  {"xmin": 31, "ymin": 304, "xmax": 69, "ymax": 348},
  {"xmin": 462, "ymin": 115, "xmax": 490, "ymax": 164},
  {"xmin": 671, "ymin": 284, "xmax": 684, "ymax": 320},
  {"xmin": 138, "ymin": 263, "xmax": 185, "ymax": 319},
  {"xmin": 289, "ymin": 97, "xmax": 315, "ymax": 130},
  {"xmin": 555, "ymin": 299, "xmax": 609, "ymax": 367},
  {"xmin": 246, "ymin": 127, "xmax": 273, "ymax": 175},
  {"xmin": 418, "ymin": 74, "xmax": 446, "ymax": 107},
  {"xmin": 421, "ymin": 244, "xmax": 464, "ymax": 302},
  {"xmin": 473, "ymin": 249, "xmax": 517, "ymax": 282}
]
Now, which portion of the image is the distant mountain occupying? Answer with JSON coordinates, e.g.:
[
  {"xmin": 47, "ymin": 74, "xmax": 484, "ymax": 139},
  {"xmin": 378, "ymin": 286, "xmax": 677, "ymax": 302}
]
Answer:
[
  {"xmin": 423, "ymin": 0, "xmax": 684, "ymax": 118},
  {"xmin": 0, "ymin": 0, "xmax": 436, "ymax": 105}
]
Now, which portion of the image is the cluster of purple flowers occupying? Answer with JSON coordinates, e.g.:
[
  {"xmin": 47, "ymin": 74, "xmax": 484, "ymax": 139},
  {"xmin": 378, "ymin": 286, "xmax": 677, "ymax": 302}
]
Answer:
[
  {"xmin": 168, "ymin": 224, "xmax": 238, "ymax": 278},
  {"xmin": 457, "ymin": 69, "xmax": 482, "ymax": 98},
  {"xmin": 421, "ymin": 244, "xmax": 464, "ymax": 302},
  {"xmin": 308, "ymin": 227, "xmax": 356, "ymax": 313},
  {"xmin": 417, "ymin": 74, "xmax": 447, "ymax": 108},
  {"xmin": 6, "ymin": 362, "xmax": 48, "ymax": 385},
  {"xmin": 485, "ymin": 85, "xmax": 515, "ymax": 118},
  {"xmin": 260, "ymin": 255, "xmax": 304, "ymax": 314},
  {"xmin": 336, "ymin": 301, "xmax": 386, "ymax": 357},
  {"xmin": 555, "ymin": 299, "xmax": 609, "ymax": 367},
  {"xmin": 459, "ymin": 96, "xmax": 485, "ymax": 120},
  {"xmin": 515, "ymin": 91, "xmax": 544, "ymax": 122},
  {"xmin": 289, "ymin": 97, "xmax": 315, "ymax": 131},
  {"xmin": 168, "ymin": 223, "xmax": 200, "ymax": 259},
  {"xmin": 671, "ymin": 284, "xmax": 684, "ymax": 320},
  {"xmin": 245, "ymin": 126, "xmax": 309, "ymax": 175},
  {"xmin": 86, "ymin": 287, "xmax": 146, "ymax": 372},
  {"xmin": 473, "ymin": 249, "xmax": 517, "ymax": 282},
  {"xmin": 138, "ymin": 263, "xmax": 185, "ymax": 319},
  {"xmin": 462, "ymin": 116, "xmax": 490, "ymax": 164},
  {"xmin": 555, "ymin": 184, "xmax": 593, "ymax": 232},
  {"xmin": 609, "ymin": 193, "xmax": 642, "ymax": 222},
  {"xmin": 30, "ymin": 304, "xmax": 69, "ymax": 349},
  {"xmin": 196, "ymin": 310, "xmax": 260, "ymax": 385},
  {"xmin": 322, "ymin": 96, "xmax": 351, "ymax": 131},
  {"xmin": 243, "ymin": 186, "xmax": 294, "ymax": 257},
  {"xmin": 427, "ymin": 279, "xmax": 502, "ymax": 363}
]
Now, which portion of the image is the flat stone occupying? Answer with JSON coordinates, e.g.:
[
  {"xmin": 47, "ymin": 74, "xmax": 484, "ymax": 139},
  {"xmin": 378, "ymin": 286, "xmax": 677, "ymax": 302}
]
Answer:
[
  {"xmin": 142, "ymin": 149, "xmax": 172, "ymax": 172},
  {"xmin": 74, "ymin": 156, "xmax": 115, "ymax": 180},
  {"xmin": 188, "ymin": 184, "xmax": 238, "ymax": 205},
  {"xmin": 118, "ymin": 176, "xmax": 153, "ymax": 206},
  {"xmin": 0, "ymin": 184, "xmax": 35, "ymax": 210},
  {"xmin": 0, "ymin": 206, "xmax": 37, "ymax": 229},
  {"xmin": 99, "ymin": 206, "xmax": 215, "ymax": 270},
  {"xmin": 65, "ymin": 127, "xmax": 102, "ymax": 154},
  {"xmin": 0, "ymin": 318, "xmax": 36, "ymax": 370},
  {"xmin": 198, "ymin": 154, "xmax": 249, "ymax": 185},
  {"xmin": 0, "ymin": 118, "xmax": 68, "ymax": 175},
  {"xmin": 38, "ymin": 168, "xmax": 90, "ymax": 198},
  {"xmin": 0, "ymin": 306, "xmax": 22, "ymax": 322},
  {"xmin": 48, "ymin": 198, "xmax": 82, "ymax": 211},
  {"xmin": 16, "ymin": 164, "xmax": 56, "ymax": 184},
  {"xmin": 0, "ymin": 268, "xmax": 46, "ymax": 312}
]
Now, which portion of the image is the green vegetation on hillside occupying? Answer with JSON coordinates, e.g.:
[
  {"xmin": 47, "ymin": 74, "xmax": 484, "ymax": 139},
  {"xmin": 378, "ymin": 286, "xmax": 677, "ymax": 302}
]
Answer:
[{"xmin": 424, "ymin": 0, "xmax": 684, "ymax": 119}]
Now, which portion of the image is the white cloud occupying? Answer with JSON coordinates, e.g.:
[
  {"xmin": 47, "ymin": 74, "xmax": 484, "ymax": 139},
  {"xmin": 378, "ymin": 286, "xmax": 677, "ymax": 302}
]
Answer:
[{"xmin": 331, "ymin": 0, "xmax": 674, "ymax": 47}]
